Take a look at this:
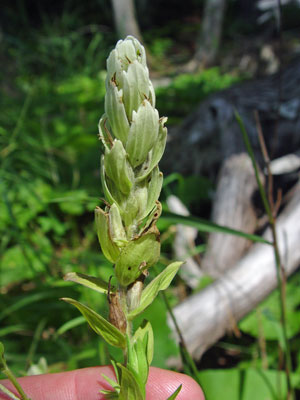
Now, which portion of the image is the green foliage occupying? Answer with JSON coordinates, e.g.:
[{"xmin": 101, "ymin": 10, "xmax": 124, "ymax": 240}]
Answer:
[
  {"xmin": 128, "ymin": 262, "xmax": 183, "ymax": 320},
  {"xmin": 134, "ymin": 296, "xmax": 179, "ymax": 368},
  {"xmin": 150, "ymin": 38, "xmax": 173, "ymax": 59},
  {"xmin": 133, "ymin": 321, "xmax": 154, "ymax": 366},
  {"xmin": 61, "ymin": 298, "xmax": 126, "ymax": 349},
  {"xmin": 156, "ymin": 68, "xmax": 241, "ymax": 124},
  {"xmin": 239, "ymin": 274, "xmax": 300, "ymax": 342},
  {"xmin": 64, "ymin": 272, "xmax": 109, "ymax": 294},
  {"xmin": 118, "ymin": 364, "xmax": 144, "ymax": 400},
  {"xmin": 198, "ymin": 368, "xmax": 290, "ymax": 400}
]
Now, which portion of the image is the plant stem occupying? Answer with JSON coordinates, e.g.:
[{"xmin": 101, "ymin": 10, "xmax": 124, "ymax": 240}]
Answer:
[
  {"xmin": 255, "ymin": 111, "xmax": 294, "ymax": 400},
  {"xmin": 0, "ymin": 384, "xmax": 22, "ymax": 400},
  {"xmin": 158, "ymin": 281, "xmax": 200, "ymax": 384},
  {"xmin": 1, "ymin": 363, "xmax": 31, "ymax": 400},
  {"xmin": 238, "ymin": 110, "xmax": 294, "ymax": 400}
]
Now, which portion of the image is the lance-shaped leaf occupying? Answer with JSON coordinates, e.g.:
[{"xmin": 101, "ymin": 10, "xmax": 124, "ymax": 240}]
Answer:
[
  {"xmin": 64, "ymin": 272, "xmax": 109, "ymax": 294},
  {"xmin": 118, "ymin": 364, "xmax": 144, "ymax": 400},
  {"xmin": 167, "ymin": 385, "xmax": 182, "ymax": 400},
  {"xmin": 135, "ymin": 117, "xmax": 167, "ymax": 182},
  {"xmin": 128, "ymin": 261, "xmax": 183, "ymax": 320},
  {"xmin": 126, "ymin": 335, "xmax": 149, "ymax": 393},
  {"xmin": 133, "ymin": 320, "xmax": 154, "ymax": 366},
  {"xmin": 115, "ymin": 227, "xmax": 160, "ymax": 287},
  {"xmin": 61, "ymin": 298, "xmax": 126, "ymax": 349},
  {"xmin": 95, "ymin": 207, "xmax": 120, "ymax": 263},
  {"xmin": 104, "ymin": 140, "xmax": 133, "ymax": 195},
  {"xmin": 126, "ymin": 100, "xmax": 159, "ymax": 168},
  {"xmin": 122, "ymin": 61, "xmax": 150, "ymax": 119},
  {"xmin": 100, "ymin": 360, "xmax": 121, "ymax": 398},
  {"xmin": 105, "ymin": 83, "xmax": 129, "ymax": 143}
]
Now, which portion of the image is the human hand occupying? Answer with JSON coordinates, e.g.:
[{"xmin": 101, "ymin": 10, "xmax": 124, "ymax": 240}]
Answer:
[{"xmin": 0, "ymin": 366, "xmax": 205, "ymax": 400}]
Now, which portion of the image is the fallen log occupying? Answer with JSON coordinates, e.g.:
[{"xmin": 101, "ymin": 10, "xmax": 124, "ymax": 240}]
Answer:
[
  {"xmin": 167, "ymin": 195, "xmax": 203, "ymax": 288},
  {"xmin": 201, "ymin": 153, "xmax": 262, "ymax": 277},
  {"xmin": 168, "ymin": 184, "xmax": 300, "ymax": 359}
]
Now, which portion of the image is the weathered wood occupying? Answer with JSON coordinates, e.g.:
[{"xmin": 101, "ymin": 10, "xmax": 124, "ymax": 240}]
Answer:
[
  {"xmin": 169, "ymin": 184, "xmax": 300, "ymax": 359},
  {"xmin": 194, "ymin": 0, "xmax": 227, "ymax": 67},
  {"xmin": 201, "ymin": 153, "xmax": 261, "ymax": 277},
  {"xmin": 111, "ymin": 0, "xmax": 143, "ymax": 41},
  {"xmin": 167, "ymin": 195, "xmax": 203, "ymax": 287}
]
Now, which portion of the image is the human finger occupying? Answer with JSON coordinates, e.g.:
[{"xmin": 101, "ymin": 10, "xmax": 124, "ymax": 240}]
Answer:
[{"xmin": 0, "ymin": 366, "xmax": 205, "ymax": 400}]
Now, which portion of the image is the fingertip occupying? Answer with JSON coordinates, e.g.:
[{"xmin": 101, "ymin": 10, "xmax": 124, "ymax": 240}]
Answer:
[{"xmin": 147, "ymin": 367, "xmax": 205, "ymax": 400}]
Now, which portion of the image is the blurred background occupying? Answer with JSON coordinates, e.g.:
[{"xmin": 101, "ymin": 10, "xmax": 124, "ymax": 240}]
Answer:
[{"xmin": 1, "ymin": 1, "xmax": 300, "ymax": 399}]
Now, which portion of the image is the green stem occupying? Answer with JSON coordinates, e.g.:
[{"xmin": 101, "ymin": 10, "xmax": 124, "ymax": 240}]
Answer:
[
  {"xmin": 1, "ymin": 363, "xmax": 31, "ymax": 400},
  {"xmin": 158, "ymin": 284, "xmax": 200, "ymax": 384},
  {"xmin": 0, "ymin": 384, "xmax": 22, "ymax": 400},
  {"xmin": 236, "ymin": 110, "xmax": 295, "ymax": 400},
  {"xmin": 118, "ymin": 285, "xmax": 130, "ymax": 365},
  {"xmin": 271, "ymin": 224, "xmax": 294, "ymax": 399}
]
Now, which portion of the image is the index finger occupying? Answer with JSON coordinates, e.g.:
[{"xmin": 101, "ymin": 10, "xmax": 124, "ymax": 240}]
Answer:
[{"xmin": 0, "ymin": 366, "xmax": 204, "ymax": 400}]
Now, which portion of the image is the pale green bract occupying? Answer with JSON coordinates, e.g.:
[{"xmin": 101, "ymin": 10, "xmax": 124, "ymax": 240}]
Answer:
[{"xmin": 97, "ymin": 35, "xmax": 167, "ymax": 286}]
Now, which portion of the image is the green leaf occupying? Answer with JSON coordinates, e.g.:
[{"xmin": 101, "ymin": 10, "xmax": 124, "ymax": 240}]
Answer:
[
  {"xmin": 133, "ymin": 320, "xmax": 154, "ymax": 365},
  {"xmin": 133, "ymin": 336, "xmax": 149, "ymax": 387},
  {"xmin": 239, "ymin": 277, "xmax": 300, "ymax": 341},
  {"xmin": 64, "ymin": 272, "xmax": 109, "ymax": 294},
  {"xmin": 118, "ymin": 364, "xmax": 144, "ymax": 400},
  {"xmin": 197, "ymin": 368, "xmax": 287, "ymax": 400},
  {"xmin": 61, "ymin": 298, "xmax": 126, "ymax": 348},
  {"xmin": 129, "ymin": 261, "xmax": 182, "ymax": 320},
  {"xmin": 101, "ymin": 374, "xmax": 120, "ymax": 393},
  {"xmin": 127, "ymin": 335, "xmax": 149, "ymax": 391},
  {"xmin": 161, "ymin": 212, "xmax": 272, "ymax": 245},
  {"xmin": 166, "ymin": 385, "xmax": 182, "ymax": 400},
  {"xmin": 100, "ymin": 360, "xmax": 121, "ymax": 398}
]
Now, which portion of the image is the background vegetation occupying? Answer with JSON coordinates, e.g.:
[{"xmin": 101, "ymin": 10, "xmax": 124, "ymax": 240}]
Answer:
[{"xmin": 1, "ymin": 0, "xmax": 300, "ymax": 399}]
